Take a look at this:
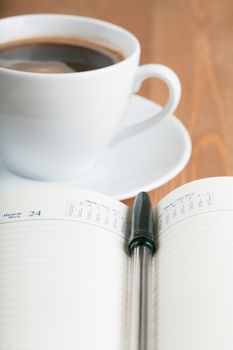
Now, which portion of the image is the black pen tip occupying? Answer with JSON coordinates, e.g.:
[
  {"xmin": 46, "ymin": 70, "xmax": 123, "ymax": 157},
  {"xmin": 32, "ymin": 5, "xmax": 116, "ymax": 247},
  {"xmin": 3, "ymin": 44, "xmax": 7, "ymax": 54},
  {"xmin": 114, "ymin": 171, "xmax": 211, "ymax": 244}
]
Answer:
[{"xmin": 128, "ymin": 192, "xmax": 157, "ymax": 255}]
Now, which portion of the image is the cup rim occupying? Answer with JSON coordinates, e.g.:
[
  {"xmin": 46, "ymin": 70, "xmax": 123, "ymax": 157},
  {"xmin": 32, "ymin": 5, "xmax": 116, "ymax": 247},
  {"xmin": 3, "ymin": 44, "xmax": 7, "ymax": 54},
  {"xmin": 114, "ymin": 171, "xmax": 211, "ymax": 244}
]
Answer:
[{"xmin": 0, "ymin": 13, "xmax": 141, "ymax": 78}]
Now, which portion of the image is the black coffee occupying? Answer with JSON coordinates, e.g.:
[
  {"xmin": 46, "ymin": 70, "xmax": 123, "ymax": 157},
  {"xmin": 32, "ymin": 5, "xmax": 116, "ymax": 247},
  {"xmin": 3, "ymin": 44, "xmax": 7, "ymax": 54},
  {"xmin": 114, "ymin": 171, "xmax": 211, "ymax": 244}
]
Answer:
[{"xmin": 0, "ymin": 37, "xmax": 123, "ymax": 73}]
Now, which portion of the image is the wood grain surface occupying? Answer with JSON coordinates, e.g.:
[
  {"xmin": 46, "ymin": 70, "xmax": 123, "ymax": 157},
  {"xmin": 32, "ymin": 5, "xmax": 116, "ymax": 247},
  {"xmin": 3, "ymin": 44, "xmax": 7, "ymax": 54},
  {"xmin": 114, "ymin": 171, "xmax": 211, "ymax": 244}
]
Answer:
[{"xmin": 0, "ymin": 0, "xmax": 232, "ymax": 207}]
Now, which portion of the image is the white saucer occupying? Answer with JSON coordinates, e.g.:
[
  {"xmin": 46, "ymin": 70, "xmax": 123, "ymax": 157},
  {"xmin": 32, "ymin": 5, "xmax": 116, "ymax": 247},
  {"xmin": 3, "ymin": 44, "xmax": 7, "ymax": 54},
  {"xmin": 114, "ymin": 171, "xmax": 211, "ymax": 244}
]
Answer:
[{"xmin": 0, "ymin": 95, "xmax": 191, "ymax": 200}]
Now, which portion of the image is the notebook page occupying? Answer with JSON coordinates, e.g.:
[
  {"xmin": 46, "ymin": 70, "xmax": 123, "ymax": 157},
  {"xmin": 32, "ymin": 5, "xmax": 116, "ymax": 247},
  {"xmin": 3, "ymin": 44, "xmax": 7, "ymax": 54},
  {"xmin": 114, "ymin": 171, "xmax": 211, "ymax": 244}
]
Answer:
[
  {"xmin": 0, "ymin": 186, "xmax": 131, "ymax": 350},
  {"xmin": 154, "ymin": 177, "xmax": 233, "ymax": 350}
]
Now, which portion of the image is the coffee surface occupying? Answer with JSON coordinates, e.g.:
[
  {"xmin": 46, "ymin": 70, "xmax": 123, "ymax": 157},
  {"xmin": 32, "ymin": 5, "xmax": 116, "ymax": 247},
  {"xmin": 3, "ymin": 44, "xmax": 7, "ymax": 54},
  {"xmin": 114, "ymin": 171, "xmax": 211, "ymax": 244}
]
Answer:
[{"xmin": 0, "ymin": 37, "xmax": 123, "ymax": 73}]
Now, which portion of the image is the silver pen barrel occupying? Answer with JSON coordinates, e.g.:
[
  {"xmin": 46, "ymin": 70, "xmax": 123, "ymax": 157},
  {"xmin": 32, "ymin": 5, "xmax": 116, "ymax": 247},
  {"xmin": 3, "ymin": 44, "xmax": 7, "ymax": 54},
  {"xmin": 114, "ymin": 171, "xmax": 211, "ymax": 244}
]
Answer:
[{"xmin": 129, "ymin": 244, "xmax": 153, "ymax": 350}]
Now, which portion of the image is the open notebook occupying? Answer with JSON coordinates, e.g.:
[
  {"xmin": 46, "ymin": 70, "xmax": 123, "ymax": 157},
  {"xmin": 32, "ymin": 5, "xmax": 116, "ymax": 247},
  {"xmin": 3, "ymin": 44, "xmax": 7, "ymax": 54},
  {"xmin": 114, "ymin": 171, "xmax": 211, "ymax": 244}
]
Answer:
[{"xmin": 0, "ymin": 176, "xmax": 233, "ymax": 349}]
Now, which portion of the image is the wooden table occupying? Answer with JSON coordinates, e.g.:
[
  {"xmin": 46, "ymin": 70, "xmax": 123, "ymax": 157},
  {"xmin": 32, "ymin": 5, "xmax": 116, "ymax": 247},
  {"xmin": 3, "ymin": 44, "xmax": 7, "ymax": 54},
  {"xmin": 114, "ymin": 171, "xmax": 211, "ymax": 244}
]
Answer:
[{"xmin": 1, "ymin": 0, "xmax": 232, "ymax": 207}]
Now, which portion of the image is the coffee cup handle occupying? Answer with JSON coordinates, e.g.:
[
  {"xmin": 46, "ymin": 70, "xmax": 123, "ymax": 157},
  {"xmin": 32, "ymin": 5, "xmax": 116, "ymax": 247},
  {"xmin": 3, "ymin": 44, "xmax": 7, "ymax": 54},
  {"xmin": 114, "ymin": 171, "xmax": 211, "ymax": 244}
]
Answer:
[{"xmin": 111, "ymin": 64, "xmax": 181, "ymax": 145}]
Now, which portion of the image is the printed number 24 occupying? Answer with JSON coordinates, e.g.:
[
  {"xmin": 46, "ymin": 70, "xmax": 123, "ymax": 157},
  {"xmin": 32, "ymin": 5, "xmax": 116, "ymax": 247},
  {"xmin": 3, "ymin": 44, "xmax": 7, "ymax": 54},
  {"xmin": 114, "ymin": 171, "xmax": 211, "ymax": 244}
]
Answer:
[{"xmin": 29, "ymin": 210, "xmax": 41, "ymax": 217}]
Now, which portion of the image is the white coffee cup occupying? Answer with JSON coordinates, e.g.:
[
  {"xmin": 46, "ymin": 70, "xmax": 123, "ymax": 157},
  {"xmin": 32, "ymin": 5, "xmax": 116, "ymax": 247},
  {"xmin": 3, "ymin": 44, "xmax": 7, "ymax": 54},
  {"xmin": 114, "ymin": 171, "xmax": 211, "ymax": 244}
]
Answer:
[{"xmin": 0, "ymin": 14, "xmax": 181, "ymax": 180}]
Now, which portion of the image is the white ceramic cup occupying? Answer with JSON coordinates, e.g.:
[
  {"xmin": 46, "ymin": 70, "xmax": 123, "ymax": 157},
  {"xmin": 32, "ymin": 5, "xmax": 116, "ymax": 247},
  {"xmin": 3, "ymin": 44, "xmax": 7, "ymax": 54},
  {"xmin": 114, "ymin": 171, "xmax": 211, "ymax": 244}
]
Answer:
[{"xmin": 0, "ymin": 14, "xmax": 181, "ymax": 180}]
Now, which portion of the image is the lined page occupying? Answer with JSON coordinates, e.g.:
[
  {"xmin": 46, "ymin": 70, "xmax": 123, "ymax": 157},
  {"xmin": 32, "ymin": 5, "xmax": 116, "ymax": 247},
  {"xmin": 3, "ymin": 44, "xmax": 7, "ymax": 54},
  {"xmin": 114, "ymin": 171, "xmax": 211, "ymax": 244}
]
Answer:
[
  {"xmin": 0, "ymin": 186, "xmax": 131, "ymax": 350},
  {"xmin": 154, "ymin": 177, "xmax": 233, "ymax": 350}
]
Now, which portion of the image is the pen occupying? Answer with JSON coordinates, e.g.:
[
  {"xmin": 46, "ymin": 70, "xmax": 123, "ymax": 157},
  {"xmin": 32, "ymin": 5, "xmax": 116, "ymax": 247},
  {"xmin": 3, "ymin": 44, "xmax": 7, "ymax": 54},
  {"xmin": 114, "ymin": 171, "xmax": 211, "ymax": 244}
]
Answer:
[{"xmin": 128, "ymin": 192, "xmax": 157, "ymax": 350}]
